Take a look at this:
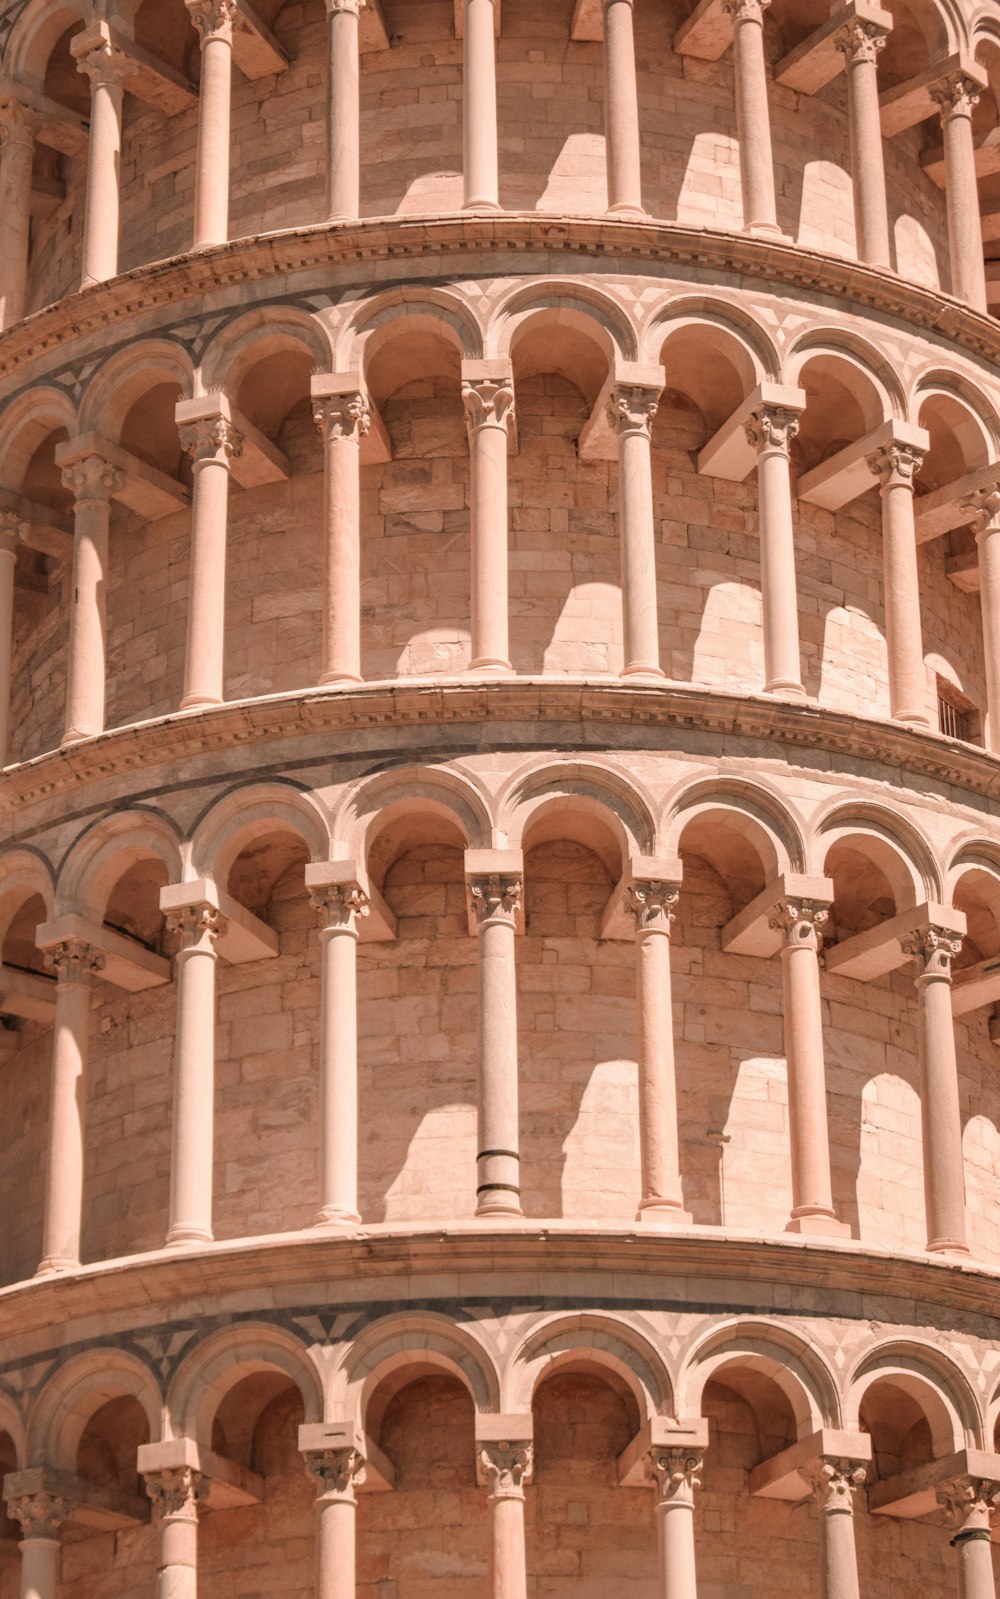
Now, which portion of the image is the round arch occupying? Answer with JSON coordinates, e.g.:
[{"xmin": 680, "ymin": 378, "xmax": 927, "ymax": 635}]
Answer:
[
  {"xmin": 0, "ymin": 1390, "xmax": 25, "ymax": 1469},
  {"xmin": 845, "ymin": 1341, "xmax": 981, "ymax": 1452},
  {"xmin": 5, "ymin": 0, "xmax": 88, "ymax": 85},
  {"xmin": 644, "ymin": 296, "xmax": 779, "ymax": 385},
  {"xmin": 26, "ymin": 1349, "xmax": 162, "ymax": 1470},
  {"xmin": 0, "ymin": 848, "xmax": 56, "ymax": 945},
  {"xmin": 661, "ymin": 776, "xmax": 806, "ymax": 876},
  {"xmin": 338, "ymin": 288, "xmax": 484, "ymax": 372},
  {"xmin": 55, "ymin": 809, "xmax": 183, "ymax": 920},
  {"xmin": 0, "ymin": 386, "xmax": 78, "ymax": 492},
  {"xmin": 496, "ymin": 758, "xmax": 657, "ymax": 860},
  {"xmin": 812, "ymin": 799, "xmax": 940, "ymax": 905},
  {"xmin": 77, "ymin": 340, "xmax": 195, "ymax": 441},
  {"xmin": 676, "ymin": 1319, "xmax": 841, "ymax": 1435},
  {"xmin": 505, "ymin": 1312, "xmax": 671, "ymax": 1420},
  {"xmin": 167, "ymin": 1323, "xmax": 323, "ymax": 1446},
  {"xmin": 910, "ymin": 369, "xmax": 1000, "ymax": 466},
  {"xmin": 488, "ymin": 281, "xmax": 638, "ymax": 365},
  {"xmin": 189, "ymin": 781, "xmax": 332, "ymax": 883},
  {"xmin": 334, "ymin": 1312, "xmax": 501, "ymax": 1428},
  {"xmin": 334, "ymin": 765, "xmax": 494, "ymax": 865},
  {"xmin": 784, "ymin": 330, "xmax": 905, "ymax": 426},
  {"xmin": 199, "ymin": 308, "xmax": 334, "ymax": 396}
]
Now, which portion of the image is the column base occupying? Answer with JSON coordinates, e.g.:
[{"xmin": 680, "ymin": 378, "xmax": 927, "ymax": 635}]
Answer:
[
  {"xmin": 622, "ymin": 662, "xmax": 666, "ymax": 680},
  {"xmin": 165, "ymin": 1226, "xmax": 214, "ymax": 1248},
  {"xmin": 926, "ymin": 1236, "xmax": 972, "ymax": 1257},
  {"xmin": 316, "ymin": 671, "xmax": 363, "ymax": 687},
  {"xmin": 744, "ymin": 222, "xmax": 789, "ymax": 240},
  {"xmin": 467, "ymin": 658, "xmax": 514, "ymax": 675},
  {"xmin": 61, "ymin": 726, "xmax": 100, "ymax": 746},
  {"xmin": 475, "ymin": 1199, "xmax": 524, "ymax": 1219},
  {"xmin": 763, "ymin": 678, "xmax": 807, "ymax": 699},
  {"xmin": 179, "ymin": 692, "xmax": 225, "ymax": 711},
  {"xmin": 312, "ymin": 1206, "xmax": 362, "ymax": 1229},
  {"xmin": 606, "ymin": 204, "xmax": 647, "ymax": 219},
  {"xmin": 636, "ymin": 1200, "xmax": 693, "ymax": 1225},
  {"xmin": 893, "ymin": 711, "xmax": 932, "ymax": 729},
  {"xmin": 463, "ymin": 199, "xmax": 503, "ymax": 213},
  {"xmin": 785, "ymin": 1212, "xmax": 851, "ymax": 1238},
  {"xmin": 35, "ymin": 1254, "xmax": 78, "ymax": 1276}
]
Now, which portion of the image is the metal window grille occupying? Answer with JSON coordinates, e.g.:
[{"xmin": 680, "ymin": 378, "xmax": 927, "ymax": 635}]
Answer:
[{"xmin": 938, "ymin": 694, "xmax": 972, "ymax": 742}]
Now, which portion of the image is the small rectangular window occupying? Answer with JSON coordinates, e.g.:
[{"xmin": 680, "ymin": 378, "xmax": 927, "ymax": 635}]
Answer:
[{"xmin": 936, "ymin": 681, "xmax": 979, "ymax": 744}]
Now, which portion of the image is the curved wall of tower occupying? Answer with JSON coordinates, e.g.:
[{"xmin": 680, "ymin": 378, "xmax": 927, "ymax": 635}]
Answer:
[{"xmin": 2, "ymin": 0, "xmax": 1000, "ymax": 1595}]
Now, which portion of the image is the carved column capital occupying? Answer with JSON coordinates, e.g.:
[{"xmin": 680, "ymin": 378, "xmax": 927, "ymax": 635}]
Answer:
[
  {"xmin": 60, "ymin": 454, "xmax": 124, "ymax": 507},
  {"xmin": 768, "ymin": 898, "xmax": 829, "ymax": 954},
  {"xmin": 0, "ymin": 94, "xmax": 39, "ymax": 150},
  {"xmin": 480, "ymin": 1441, "xmax": 533, "ymax": 1498},
  {"xmin": 42, "ymin": 938, "xmax": 106, "ymax": 984},
  {"xmin": 607, "ymin": 384, "xmax": 659, "ymax": 441},
  {"xmin": 312, "ymin": 392, "xmax": 372, "ymax": 445},
  {"xmin": 962, "ymin": 485, "xmax": 1000, "ymax": 536},
  {"xmin": 185, "ymin": 0, "xmax": 239, "ymax": 44},
  {"xmin": 937, "ymin": 1475, "xmax": 1000, "ymax": 1540},
  {"xmin": 625, "ymin": 879, "xmax": 679, "ymax": 934},
  {"xmin": 304, "ymin": 1446, "xmax": 366, "ymax": 1502},
  {"xmin": 931, "ymin": 71, "xmax": 982, "ymax": 122},
  {"xmin": 165, "ymin": 903, "xmax": 228, "ymax": 952},
  {"xmin": 73, "ymin": 37, "xmax": 130, "ymax": 89},
  {"xmin": 0, "ymin": 509, "xmax": 28, "ymax": 557},
  {"xmin": 645, "ymin": 1446, "xmax": 703, "ymax": 1504},
  {"xmin": 902, "ymin": 924, "xmax": 964, "ymax": 982},
  {"xmin": 834, "ymin": 20, "xmax": 888, "ymax": 66},
  {"xmin": 468, "ymin": 873, "xmax": 522, "ymax": 926},
  {"xmin": 144, "ymin": 1466, "xmax": 209, "ymax": 1521},
  {"xmin": 179, "ymin": 416, "xmax": 244, "ymax": 468},
  {"xmin": 744, "ymin": 405, "xmax": 800, "ymax": 456},
  {"xmin": 866, "ymin": 442, "xmax": 925, "ymax": 490},
  {"xmin": 5, "ymin": 1490, "xmax": 68, "ymax": 1541},
  {"xmin": 326, "ymin": 0, "xmax": 366, "ymax": 12},
  {"xmin": 802, "ymin": 1456, "xmax": 867, "ymax": 1513},
  {"xmin": 462, "ymin": 377, "xmax": 516, "ymax": 433},
  {"xmin": 723, "ymin": 0, "xmax": 770, "ymax": 23},
  {"xmin": 311, "ymin": 882, "xmax": 370, "ymax": 932}
]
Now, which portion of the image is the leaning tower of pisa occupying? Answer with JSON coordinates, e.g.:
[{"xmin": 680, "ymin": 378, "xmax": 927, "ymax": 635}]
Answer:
[{"xmin": 5, "ymin": 0, "xmax": 1000, "ymax": 1595}]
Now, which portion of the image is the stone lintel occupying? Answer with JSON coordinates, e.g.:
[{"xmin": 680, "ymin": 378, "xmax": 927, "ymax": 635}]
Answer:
[
  {"xmin": 951, "ymin": 955, "xmax": 1000, "ymax": 1016},
  {"xmin": 297, "ymin": 1421, "xmax": 394, "ymax": 1492},
  {"xmin": 174, "ymin": 394, "xmax": 291, "ymax": 490},
  {"xmin": 797, "ymin": 419, "xmax": 929, "ymax": 511},
  {"xmin": 946, "ymin": 548, "xmax": 980, "ymax": 592},
  {"xmin": 464, "ymin": 848, "xmax": 525, "ymax": 935},
  {"xmin": 914, "ymin": 462, "xmax": 1000, "ymax": 544},
  {"xmin": 55, "ymin": 432, "xmax": 190, "ymax": 522},
  {"xmin": 0, "ymin": 490, "xmax": 72, "ymax": 560},
  {"xmin": 775, "ymin": 0, "xmax": 891, "ymax": 94},
  {"xmin": 879, "ymin": 51, "xmax": 987, "ymax": 139},
  {"xmin": 231, "ymin": 0, "xmax": 290, "ymax": 79},
  {"xmin": 35, "ymin": 913, "xmax": 171, "ymax": 992},
  {"xmin": 360, "ymin": 0, "xmax": 391, "ymax": 52},
  {"xmin": 310, "ymin": 373, "xmax": 392, "ymax": 465},
  {"xmin": 617, "ymin": 1418, "xmax": 710, "ymax": 1487},
  {"xmin": 824, "ymin": 901, "xmax": 966, "ymax": 982},
  {"xmin": 0, "ymin": 963, "xmax": 57, "ymax": 1022},
  {"xmin": 868, "ymin": 1448, "xmax": 1000, "ymax": 1520},
  {"xmin": 721, "ymin": 873, "xmax": 834, "ymax": 959},
  {"xmin": 673, "ymin": 0, "xmax": 731, "ymax": 63},
  {"xmin": 750, "ymin": 1429, "xmax": 872, "ymax": 1500},
  {"xmin": 600, "ymin": 854, "xmax": 684, "ymax": 941},
  {"xmin": 303, "ymin": 859, "xmax": 398, "ymax": 943},
  {"xmin": 697, "ymin": 383, "xmax": 806, "ymax": 483},
  {"xmin": 71, "ymin": 21, "xmax": 197, "ymax": 115},
  {"xmin": 159, "ymin": 879, "xmax": 279, "ymax": 965},
  {"xmin": 0, "ymin": 78, "xmax": 88, "ymax": 157},
  {"xmin": 3, "ymin": 1465, "xmax": 149, "ymax": 1530},
  {"xmin": 578, "ymin": 362, "xmax": 666, "ymax": 463},
  {"xmin": 570, "ymin": 0, "xmax": 603, "ymax": 42},
  {"xmin": 454, "ymin": 0, "xmax": 501, "ymax": 37},
  {"xmin": 922, "ymin": 123, "xmax": 1000, "ymax": 186},
  {"xmin": 137, "ymin": 1438, "xmax": 264, "ymax": 1509}
]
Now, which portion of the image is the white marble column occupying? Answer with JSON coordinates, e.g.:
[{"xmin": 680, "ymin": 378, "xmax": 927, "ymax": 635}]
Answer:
[
  {"xmin": 311, "ymin": 882, "xmax": 369, "ymax": 1226},
  {"xmin": 326, "ymin": 0, "xmax": 364, "ymax": 221},
  {"xmin": 725, "ymin": 0, "xmax": 779, "ymax": 234},
  {"xmin": 186, "ymin": 0, "xmax": 237, "ymax": 249},
  {"xmin": 904, "ymin": 924, "xmax": 969, "ymax": 1256},
  {"xmin": 37, "ymin": 939, "xmax": 105, "ymax": 1274},
  {"xmin": 608, "ymin": 383, "xmax": 665, "ymax": 679},
  {"xmin": 304, "ymin": 1448, "xmax": 365, "ymax": 1599},
  {"xmin": 481, "ymin": 1442, "xmax": 532, "ymax": 1599},
  {"xmin": 60, "ymin": 453, "xmax": 123, "ymax": 745},
  {"xmin": 463, "ymin": 0, "xmax": 500, "ymax": 209},
  {"xmin": 178, "ymin": 413, "xmax": 242, "ymax": 709},
  {"xmin": 463, "ymin": 370, "xmax": 515, "ymax": 674},
  {"xmin": 144, "ymin": 1468, "xmax": 207, "ymax": 1599},
  {"xmin": 0, "ymin": 98, "xmax": 37, "ymax": 329},
  {"xmin": 770, "ymin": 896, "xmax": 846, "ymax": 1236},
  {"xmin": 0, "ymin": 512, "xmax": 25, "ymax": 768},
  {"xmin": 72, "ymin": 32, "xmax": 127, "ymax": 288},
  {"xmin": 6, "ymin": 1492, "xmax": 67, "ymax": 1599},
  {"xmin": 469, "ymin": 870, "xmax": 523, "ymax": 1218},
  {"xmin": 313, "ymin": 390, "xmax": 370, "ymax": 685},
  {"xmin": 603, "ymin": 0, "xmax": 643, "ymax": 216},
  {"xmin": 835, "ymin": 21, "xmax": 891, "ymax": 269},
  {"xmin": 647, "ymin": 1446, "xmax": 703, "ymax": 1599},
  {"xmin": 164, "ymin": 901, "xmax": 227, "ymax": 1247},
  {"xmin": 802, "ymin": 1458, "xmax": 867, "ymax": 1599},
  {"xmin": 745, "ymin": 402, "xmax": 804, "ymax": 696},
  {"xmin": 937, "ymin": 1476, "xmax": 1000, "ymax": 1599},
  {"xmin": 932, "ymin": 72, "xmax": 987, "ymax": 313},
  {"xmin": 626, "ymin": 878, "xmax": 689, "ymax": 1222},
  {"xmin": 963, "ymin": 490, "xmax": 1000, "ymax": 753},
  {"xmin": 867, "ymin": 442, "xmax": 929, "ymax": 726}
]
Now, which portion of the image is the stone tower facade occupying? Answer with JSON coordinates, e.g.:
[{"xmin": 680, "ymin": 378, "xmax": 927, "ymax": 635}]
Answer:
[{"xmin": 2, "ymin": 0, "xmax": 1000, "ymax": 1595}]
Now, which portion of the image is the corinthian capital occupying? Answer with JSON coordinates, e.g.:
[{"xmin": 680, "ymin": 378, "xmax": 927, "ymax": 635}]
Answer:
[
  {"xmin": 607, "ymin": 384, "xmax": 659, "ymax": 440},
  {"xmin": 480, "ymin": 1441, "xmax": 533, "ymax": 1496},
  {"xmin": 646, "ymin": 1447, "xmax": 703, "ymax": 1504},
  {"xmin": 312, "ymin": 392, "xmax": 371, "ymax": 445},
  {"xmin": 866, "ymin": 442, "xmax": 925, "ymax": 490},
  {"xmin": 326, "ymin": 0, "xmax": 366, "ymax": 12},
  {"xmin": 625, "ymin": 879, "xmax": 679, "ymax": 933},
  {"xmin": 936, "ymin": 1475, "xmax": 1000, "ymax": 1537},
  {"xmin": 186, "ymin": 0, "xmax": 239, "ymax": 43},
  {"xmin": 72, "ymin": 34, "xmax": 130, "ymax": 89},
  {"xmin": 0, "ymin": 510, "xmax": 28, "ymax": 556},
  {"xmin": 468, "ymin": 873, "xmax": 522, "ymax": 926},
  {"xmin": 304, "ymin": 1446, "xmax": 366, "ymax": 1501},
  {"xmin": 179, "ymin": 416, "xmax": 244, "ymax": 467},
  {"xmin": 834, "ymin": 20, "xmax": 888, "ymax": 66},
  {"xmin": 6, "ymin": 1491, "xmax": 68, "ymax": 1541},
  {"xmin": 144, "ymin": 1466, "xmax": 208, "ymax": 1521},
  {"xmin": 768, "ymin": 898, "xmax": 829, "ymax": 954},
  {"xmin": 724, "ymin": 0, "xmax": 770, "ymax": 22},
  {"xmin": 42, "ymin": 938, "xmax": 106, "ymax": 983},
  {"xmin": 311, "ymin": 882, "xmax": 370, "ymax": 931},
  {"xmin": 0, "ymin": 94, "xmax": 39, "ymax": 149},
  {"xmin": 902, "ymin": 924, "xmax": 964, "ymax": 981},
  {"xmin": 802, "ymin": 1456, "xmax": 866, "ymax": 1512},
  {"xmin": 462, "ymin": 377, "xmax": 515, "ymax": 433},
  {"xmin": 165, "ymin": 903, "xmax": 228, "ymax": 950},
  {"xmin": 744, "ymin": 405, "xmax": 800, "ymax": 456},
  {"xmin": 962, "ymin": 485, "xmax": 1000, "ymax": 535},
  {"xmin": 61, "ymin": 454, "xmax": 124, "ymax": 506},
  {"xmin": 931, "ymin": 71, "xmax": 982, "ymax": 121}
]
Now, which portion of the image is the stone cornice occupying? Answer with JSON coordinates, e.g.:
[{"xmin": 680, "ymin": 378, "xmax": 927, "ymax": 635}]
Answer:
[
  {"xmin": 1, "ymin": 1225, "xmax": 1000, "ymax": 1353},
  {"xmin": 0, "ymin": 214, "xmax": 998, "ymax": 392},
  {"xmin": 3, "ymin": 679, "xmax": 1000, "ymax": 829}
]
